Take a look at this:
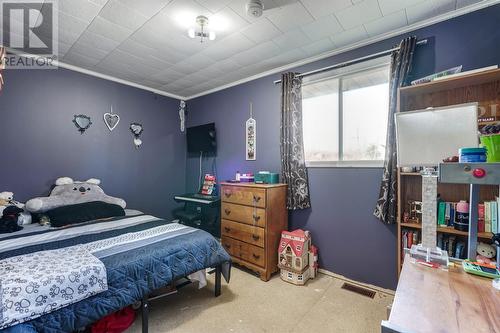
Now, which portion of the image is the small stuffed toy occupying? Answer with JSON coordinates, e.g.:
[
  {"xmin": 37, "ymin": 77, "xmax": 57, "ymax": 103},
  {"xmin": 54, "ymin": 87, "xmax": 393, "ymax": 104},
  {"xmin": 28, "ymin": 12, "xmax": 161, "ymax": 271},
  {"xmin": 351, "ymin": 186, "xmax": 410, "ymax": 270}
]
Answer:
[
  {"xmin": 0, "ymin": 191, "xmax": 32, "ymax": 225},
  {"xmin": 26, "ymin": 177, "xmax": 126, "ymax": 213},
  {"xmin": 0, "ymin": 191, "xmax": 14, "ymax": 215},
  {"xmin": 0, "ymin": 206, "xmax": 24, "ymax": 233},
  {"xmin": 476, "ymin": 242, "xmax": 497, "ymax": 266}
]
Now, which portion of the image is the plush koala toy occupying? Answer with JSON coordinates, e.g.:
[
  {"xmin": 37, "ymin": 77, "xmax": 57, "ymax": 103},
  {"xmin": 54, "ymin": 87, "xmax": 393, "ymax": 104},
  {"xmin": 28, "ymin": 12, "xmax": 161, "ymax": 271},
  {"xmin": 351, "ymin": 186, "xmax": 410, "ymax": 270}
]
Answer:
[{"xmin": 26, "ymin": 177, "xmax": 126, "ymax": 213}]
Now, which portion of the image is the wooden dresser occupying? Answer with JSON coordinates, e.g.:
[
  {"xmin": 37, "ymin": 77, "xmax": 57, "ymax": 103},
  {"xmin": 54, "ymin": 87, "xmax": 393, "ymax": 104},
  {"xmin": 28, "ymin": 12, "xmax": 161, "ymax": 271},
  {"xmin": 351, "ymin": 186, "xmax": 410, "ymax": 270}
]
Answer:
[{"xmin": 220, "ymin": 183, "xmax": 288, "ymax": 281}]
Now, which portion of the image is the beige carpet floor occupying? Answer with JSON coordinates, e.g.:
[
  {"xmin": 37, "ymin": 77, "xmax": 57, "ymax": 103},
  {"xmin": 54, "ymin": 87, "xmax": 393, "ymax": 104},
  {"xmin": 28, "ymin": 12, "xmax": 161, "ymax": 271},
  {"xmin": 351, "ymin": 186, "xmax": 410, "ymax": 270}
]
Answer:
[{"xmin": 126, "ymin": 268, "xmax": 393, "ymax": 333}]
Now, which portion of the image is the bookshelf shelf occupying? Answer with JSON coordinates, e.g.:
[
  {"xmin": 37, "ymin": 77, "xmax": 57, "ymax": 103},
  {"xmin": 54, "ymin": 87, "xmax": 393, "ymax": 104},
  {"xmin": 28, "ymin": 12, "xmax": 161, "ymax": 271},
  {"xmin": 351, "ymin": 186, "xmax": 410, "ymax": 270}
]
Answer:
[
  {"xmin": 400, "ymin": 222, "xmax": 493, "ymax": 239},
  {"xmin": 396, "ymin": 69, "xmax": 500, "ymax": 276}
]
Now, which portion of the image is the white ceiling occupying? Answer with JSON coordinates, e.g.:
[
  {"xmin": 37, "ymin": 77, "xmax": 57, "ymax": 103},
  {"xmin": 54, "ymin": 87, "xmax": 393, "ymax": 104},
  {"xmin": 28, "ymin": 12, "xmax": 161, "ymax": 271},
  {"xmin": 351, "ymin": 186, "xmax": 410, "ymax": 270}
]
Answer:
[{"xmin": 2, "ymin": 0, "xmax": 498, "ymax": 99}]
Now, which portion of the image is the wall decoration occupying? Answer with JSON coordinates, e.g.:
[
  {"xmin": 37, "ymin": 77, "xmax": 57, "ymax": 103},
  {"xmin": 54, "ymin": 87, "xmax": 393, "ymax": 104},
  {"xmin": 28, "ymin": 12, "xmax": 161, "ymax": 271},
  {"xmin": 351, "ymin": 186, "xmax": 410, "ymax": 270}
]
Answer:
[
  {"xmin": 130, "ymin": 122, "xmax": 143, "ymax": 148},
  {"xmin": 103, "ymin": 105, "xmax": 120, "ymax": 131},
  {"xmin": 73, "ymin": 114, "xmax": 92, "ymax": 134},
  {"xmin": 0, "ymin": 46, "xmax": 5, "ymax": 91},
  {"xmin": 246, "ymin": 102, "xmax": 256, "ymax": 161},
  {"xmin": 179, "ymin": 100, "xmax": 186, "ymax": 133}
]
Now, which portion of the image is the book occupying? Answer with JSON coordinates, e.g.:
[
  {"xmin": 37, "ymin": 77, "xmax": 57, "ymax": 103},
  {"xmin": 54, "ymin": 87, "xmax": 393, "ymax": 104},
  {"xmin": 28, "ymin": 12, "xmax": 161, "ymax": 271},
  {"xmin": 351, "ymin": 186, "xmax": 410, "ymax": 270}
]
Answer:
[
  {"xmin": 410, "ymin": 66, "xmax": 462, "ymax": 85},
  {"xmin": 478, "ymin": 218, "xmax": 485, "ymax": 233},
  {"xmin": 445, "ymin": 203, "xmax": 451, "ymax": 226},
  {"xmin": 497, "ymin": 197, "xmax": 500, "ymax": 234},
  {"xmin": 438, "ymin": 202, "xmax": 446, "ymax": 225},
  {"xmin": 478, "ymin": 203, "xmax": 485, "ymax": 233},
  {"xmin": 449, "ymin": 203, "xmax": 456, "ymax": 227},
  {"xmin": 492, "ymin": 200, "xmax": 498, "ymax": 234},
  {"xmin": 433, "ymin": 65, "xmax": 498, "ymax": 81},
  {"xmin": 485, "ymin": 201, "xmax": 492, "ymax": 233}
]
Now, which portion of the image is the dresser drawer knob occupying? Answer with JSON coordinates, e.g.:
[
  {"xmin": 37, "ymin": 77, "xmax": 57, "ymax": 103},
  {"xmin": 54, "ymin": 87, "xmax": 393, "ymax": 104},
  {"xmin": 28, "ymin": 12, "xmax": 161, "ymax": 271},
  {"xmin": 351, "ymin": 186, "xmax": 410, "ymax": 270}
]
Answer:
[
  {"xmin": 253, "ymin": 195, "xmax": 261, "ymax": 203},
  {"xmin": 252, "ymin": 253, "xmax": 260, "ymax": 259},
  {"xmin": 224, "ymin": 208, "xmax": 231, "ymax": 215},
  {"xmin": 252, "ymin": 234, "xmax": 260, "ymax": 241},
  {"xmin": 224, "ymin": 191, "xmax": 232, "ymax": 198},
  {"xmin": 224, "ymin": 227, "xmax": 231, "ymax": 232},
  {"xmin": 252, "ymin": 214, "xmax": 261, "ymax": 222}
]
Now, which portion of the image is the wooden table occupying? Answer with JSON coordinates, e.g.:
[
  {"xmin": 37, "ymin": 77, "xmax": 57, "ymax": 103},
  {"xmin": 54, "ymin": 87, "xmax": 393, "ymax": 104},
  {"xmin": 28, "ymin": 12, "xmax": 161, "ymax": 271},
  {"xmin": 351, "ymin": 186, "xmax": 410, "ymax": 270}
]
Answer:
[{"xmin": 383, "ymin": 255, "xmax": 500, "ymax": 333}]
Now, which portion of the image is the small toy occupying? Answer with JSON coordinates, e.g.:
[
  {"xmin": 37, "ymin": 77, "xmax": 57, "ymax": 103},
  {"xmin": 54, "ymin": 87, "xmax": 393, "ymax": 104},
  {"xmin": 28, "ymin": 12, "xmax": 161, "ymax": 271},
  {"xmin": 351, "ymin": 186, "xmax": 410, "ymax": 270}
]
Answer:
[
  {"xmin": 463, "ymin": 260, "xmax": 500, "ymax": 279},
  {"xmin": 0, "ymin": 206, "xmax": 24, "ymax": 233},
  {"xmin": 476, "ymin": 242, "xmax": 497, "ymax": 266},
  {"xmin": 278, "ymin": 229, "xmax": 318, "ymax": 285},
  {"xmin": 0, "ymin": 192, "xmax": 31, "ymax": 225}
]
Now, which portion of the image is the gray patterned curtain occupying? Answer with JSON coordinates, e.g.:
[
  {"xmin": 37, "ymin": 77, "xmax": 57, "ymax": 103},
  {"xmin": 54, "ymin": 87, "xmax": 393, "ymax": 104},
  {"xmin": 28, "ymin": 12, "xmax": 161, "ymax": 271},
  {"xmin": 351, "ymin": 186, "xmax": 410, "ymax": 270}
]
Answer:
[
  {"xmin": 373, "ymin": 36, "xmax": 417, "ymax": 224},
  {"xmin": 280, "ymin": 72, "xmax": 311, "ymax": 210}
]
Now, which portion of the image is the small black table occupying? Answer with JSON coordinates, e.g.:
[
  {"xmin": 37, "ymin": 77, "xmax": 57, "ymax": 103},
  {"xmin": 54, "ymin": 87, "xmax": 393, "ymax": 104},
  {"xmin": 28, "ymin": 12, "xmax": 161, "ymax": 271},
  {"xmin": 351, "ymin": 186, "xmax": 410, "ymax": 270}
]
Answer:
[{"xmin": 173, "ymin": 193, "xmax": 221, "ymax": 237}]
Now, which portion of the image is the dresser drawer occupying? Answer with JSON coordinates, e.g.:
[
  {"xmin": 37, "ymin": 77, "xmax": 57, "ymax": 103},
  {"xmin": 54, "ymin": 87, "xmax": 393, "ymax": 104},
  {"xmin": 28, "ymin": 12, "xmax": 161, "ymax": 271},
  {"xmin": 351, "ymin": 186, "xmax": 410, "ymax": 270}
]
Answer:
[
  {"xmin": 221, "ymin": 202, "xmax": 266, "ymax": 227},
  {"xmin": 221, "ymin": 236, "xmax": 265, "ymax": 267},
  {"xmin": 239, "ymin": 242, "xmax": 265, "ymax": 267},
  {"xmin": 221, "ymin": 219, "xmax": 264, "ymax": 247},
  {"xmin": 221, "ymin": 186, "xmax": 266, "ymax": 208}
]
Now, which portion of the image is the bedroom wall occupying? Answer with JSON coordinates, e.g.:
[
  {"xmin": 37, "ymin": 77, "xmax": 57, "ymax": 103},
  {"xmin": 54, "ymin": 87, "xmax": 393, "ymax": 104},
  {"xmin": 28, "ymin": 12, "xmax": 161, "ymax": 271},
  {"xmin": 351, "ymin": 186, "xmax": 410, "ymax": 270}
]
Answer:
[
  {"xmin": 185, "ymin": 4, "xmax": 500, "ymax": 290},
  {"xmin": 0, "ymin": 68, "xmax": 185, "ymax": 218}
]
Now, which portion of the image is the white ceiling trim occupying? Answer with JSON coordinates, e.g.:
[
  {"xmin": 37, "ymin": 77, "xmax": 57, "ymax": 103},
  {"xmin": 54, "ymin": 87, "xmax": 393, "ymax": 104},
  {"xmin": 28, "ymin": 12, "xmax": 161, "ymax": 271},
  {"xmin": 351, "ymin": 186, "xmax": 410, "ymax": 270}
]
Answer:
[
  {"xmin": 56, "ymin": 60, "xmax": 185, "ymax": 100},
  {"xmin": 185, "ymin": 0, "xmax": 500, "ymax": 100},
  {"xmin": 5, "ymin": 47, "xmax": 185, "ymax": 100}
]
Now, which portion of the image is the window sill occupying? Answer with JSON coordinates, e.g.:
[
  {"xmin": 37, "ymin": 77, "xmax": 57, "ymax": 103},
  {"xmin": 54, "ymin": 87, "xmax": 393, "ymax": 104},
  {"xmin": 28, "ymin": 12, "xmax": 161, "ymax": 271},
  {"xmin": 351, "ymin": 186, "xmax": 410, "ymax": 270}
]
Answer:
[{"xmin": 306, "ymin": 161, "xmax": 385, "ymax": 168}]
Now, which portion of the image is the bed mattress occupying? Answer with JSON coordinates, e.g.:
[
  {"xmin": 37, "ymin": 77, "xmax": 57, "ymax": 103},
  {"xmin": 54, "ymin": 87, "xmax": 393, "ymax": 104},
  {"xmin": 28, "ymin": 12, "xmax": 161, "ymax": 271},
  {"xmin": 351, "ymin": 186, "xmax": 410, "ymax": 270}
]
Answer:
[{"xmin": 0, "ymin": 215, "xmax": 231, "ymax": 333}]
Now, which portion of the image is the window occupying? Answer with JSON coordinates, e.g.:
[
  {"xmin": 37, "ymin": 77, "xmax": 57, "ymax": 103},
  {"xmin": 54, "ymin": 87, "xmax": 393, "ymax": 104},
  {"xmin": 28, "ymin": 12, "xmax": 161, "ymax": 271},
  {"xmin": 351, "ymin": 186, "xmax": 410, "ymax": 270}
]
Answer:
[{"xmin": 302, "ymin": 61, "xmax": 390, "ymax": 167}]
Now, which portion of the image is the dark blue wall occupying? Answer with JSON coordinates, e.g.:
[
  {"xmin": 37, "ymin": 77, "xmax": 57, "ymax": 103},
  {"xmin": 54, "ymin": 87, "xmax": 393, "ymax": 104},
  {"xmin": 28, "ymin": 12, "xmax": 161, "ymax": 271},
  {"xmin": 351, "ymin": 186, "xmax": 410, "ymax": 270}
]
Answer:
[
  {"xmin": 0, "ymin": 68, "xmax": 185, "ymax": 218},
  {"xmin": 186, "ymin": 4, "xmax": 500, "ymax": 289}
]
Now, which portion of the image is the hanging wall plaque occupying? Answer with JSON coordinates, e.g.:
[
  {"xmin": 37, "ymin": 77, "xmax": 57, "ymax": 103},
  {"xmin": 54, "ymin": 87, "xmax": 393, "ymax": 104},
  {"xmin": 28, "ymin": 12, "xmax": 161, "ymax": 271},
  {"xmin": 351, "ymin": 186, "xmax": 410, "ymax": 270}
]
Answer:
[{"xmin": 246, "ymin": 102, "xmax": 256, "ymax": 161}]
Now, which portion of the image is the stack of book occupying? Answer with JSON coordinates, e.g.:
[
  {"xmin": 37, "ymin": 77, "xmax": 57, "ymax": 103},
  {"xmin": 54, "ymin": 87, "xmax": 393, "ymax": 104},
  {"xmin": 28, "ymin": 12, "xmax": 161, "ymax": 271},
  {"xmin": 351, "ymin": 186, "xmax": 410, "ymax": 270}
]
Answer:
[
  {"xmin": 437, "ymin": 234, "xmax": 467, "ymax": 259},
  {"xmin": 437, "ymin": 201, "xmax": 458, "ymax": 227},
  {"xmin": 478, "ymin": 199, "xmax": 499, "ymax": 233},
  {"xmin": 438, "ymin": 199, "xmax": 499, "ymax": 233},
  {"xmin": 402, "ymin": 229, "xmax": 420, "ymax": 255}
]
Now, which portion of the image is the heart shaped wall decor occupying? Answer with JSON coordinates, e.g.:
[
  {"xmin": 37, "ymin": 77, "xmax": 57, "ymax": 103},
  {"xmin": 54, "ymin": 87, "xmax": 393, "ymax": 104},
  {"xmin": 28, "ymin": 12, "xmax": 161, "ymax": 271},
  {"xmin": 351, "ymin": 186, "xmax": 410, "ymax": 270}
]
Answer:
[
  {"xmin": 104, "ymin": 106, "xmax": 120, "ymax": 131},
  {"xmin": 104, "ymin": 112, "xmax": 120, "ymax": 131}
]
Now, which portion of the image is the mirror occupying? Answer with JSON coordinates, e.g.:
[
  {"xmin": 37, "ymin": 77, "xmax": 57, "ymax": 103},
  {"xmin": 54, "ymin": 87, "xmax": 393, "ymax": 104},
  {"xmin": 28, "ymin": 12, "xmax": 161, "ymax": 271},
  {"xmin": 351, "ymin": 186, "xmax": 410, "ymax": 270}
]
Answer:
[
  {"xmin": 130, "ymin": 123, "xmax": 143, "ymax": 136},
  {"xmin": 73, "ymin": 114, "xmax": 92, "ymax": 134}
]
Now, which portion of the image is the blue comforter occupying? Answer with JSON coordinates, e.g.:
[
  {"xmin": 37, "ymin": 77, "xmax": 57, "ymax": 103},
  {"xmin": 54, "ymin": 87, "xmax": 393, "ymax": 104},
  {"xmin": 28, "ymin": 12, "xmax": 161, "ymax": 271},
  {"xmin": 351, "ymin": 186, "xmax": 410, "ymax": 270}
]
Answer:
[{"xmin": 0, "ymin": 215, "xmax": 231, "ymax": 333}]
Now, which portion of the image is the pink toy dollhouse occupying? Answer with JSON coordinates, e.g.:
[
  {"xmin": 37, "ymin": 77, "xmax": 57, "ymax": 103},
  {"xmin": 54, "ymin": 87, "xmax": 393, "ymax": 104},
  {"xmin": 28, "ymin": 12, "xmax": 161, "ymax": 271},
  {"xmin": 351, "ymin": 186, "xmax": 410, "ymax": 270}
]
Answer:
[{"xmin": 278, "ymin": 229, "xmax": 318, "ymax": 285}]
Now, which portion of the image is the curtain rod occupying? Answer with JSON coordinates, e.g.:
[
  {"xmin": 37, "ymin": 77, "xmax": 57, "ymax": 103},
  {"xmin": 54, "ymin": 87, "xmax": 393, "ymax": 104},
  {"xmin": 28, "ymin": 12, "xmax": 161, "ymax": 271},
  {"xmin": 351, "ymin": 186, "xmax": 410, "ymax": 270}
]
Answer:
[{"xmin": 273, "ymin": 38, "xmax": 428, "ymax": 84}]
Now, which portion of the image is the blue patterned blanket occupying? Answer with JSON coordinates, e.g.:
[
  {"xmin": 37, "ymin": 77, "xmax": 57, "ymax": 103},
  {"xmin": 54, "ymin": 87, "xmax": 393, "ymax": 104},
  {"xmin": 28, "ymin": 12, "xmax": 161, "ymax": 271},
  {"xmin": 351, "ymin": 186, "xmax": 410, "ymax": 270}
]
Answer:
[{"xmin": 0, "ymin": 215, "xmax": 231, "ymax": 333}]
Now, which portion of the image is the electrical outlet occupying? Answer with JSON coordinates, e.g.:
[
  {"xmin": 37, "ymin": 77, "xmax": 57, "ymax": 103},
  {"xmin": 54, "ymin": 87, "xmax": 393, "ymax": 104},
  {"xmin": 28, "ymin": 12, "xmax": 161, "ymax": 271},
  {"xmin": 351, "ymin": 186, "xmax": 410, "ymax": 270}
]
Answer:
[{"xmin": 197, "ymin": 206, "xmax": 201, "ymax": 212}]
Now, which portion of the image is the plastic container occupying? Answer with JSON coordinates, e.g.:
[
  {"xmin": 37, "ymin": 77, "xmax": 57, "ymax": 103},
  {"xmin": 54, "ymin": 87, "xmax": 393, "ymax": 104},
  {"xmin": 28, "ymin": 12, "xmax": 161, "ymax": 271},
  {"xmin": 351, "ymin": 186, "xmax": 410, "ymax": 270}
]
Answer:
[
  {"xmin": 459, "ymin": 147, "xmax": 487, "ymax": 163},
  {"xmin": 480, "ymin": 134, "xmax": 500, "ymax": 162},
  {"xmin": 455, "ymin": 200, "xmax": 469, "ymax": 232}
]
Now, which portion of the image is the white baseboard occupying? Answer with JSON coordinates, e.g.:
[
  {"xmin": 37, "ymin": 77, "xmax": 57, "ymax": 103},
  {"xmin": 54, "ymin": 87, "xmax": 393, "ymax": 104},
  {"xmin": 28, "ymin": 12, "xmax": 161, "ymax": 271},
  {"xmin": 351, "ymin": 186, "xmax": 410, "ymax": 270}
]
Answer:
[{"xmin": 318, "ymin": 268, "xmax": 395, "ymax": 296}]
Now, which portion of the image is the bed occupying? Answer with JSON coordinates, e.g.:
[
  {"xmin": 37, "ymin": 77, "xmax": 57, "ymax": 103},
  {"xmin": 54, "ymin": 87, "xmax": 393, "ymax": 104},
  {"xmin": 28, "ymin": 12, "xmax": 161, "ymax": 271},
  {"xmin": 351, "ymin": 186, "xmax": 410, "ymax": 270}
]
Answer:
[{"xmin": 0, "ymin": 213, "xmax": 231, "ymax": 333}]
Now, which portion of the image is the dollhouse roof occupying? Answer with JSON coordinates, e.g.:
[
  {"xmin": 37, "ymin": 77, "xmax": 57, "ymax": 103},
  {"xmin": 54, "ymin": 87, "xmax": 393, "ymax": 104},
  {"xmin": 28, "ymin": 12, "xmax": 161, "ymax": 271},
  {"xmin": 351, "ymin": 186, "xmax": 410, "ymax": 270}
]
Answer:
[{"xmin": 280, "ymin": 229, "xmax": 309, "ymax": 257}]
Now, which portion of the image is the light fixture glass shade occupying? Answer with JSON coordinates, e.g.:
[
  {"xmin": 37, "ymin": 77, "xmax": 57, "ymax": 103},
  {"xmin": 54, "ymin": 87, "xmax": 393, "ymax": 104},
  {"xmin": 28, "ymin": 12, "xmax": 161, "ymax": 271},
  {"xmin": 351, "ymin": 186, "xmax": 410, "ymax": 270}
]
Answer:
[
  {"xmin": 208, "ymin": 31, "xmax": 216, "ymax": 41},
  {"xmin": 188, "ymin": 28, "xmax": 196, "ymax": 39}
]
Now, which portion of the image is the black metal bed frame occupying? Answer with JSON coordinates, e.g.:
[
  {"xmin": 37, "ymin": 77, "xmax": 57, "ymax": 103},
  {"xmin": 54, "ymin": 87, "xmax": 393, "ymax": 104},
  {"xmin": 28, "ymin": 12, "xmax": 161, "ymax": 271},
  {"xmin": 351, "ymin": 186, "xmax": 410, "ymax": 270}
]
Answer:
[{"xmin": 140, "ymin": 265, "xmax": 222, "ymax": 333}]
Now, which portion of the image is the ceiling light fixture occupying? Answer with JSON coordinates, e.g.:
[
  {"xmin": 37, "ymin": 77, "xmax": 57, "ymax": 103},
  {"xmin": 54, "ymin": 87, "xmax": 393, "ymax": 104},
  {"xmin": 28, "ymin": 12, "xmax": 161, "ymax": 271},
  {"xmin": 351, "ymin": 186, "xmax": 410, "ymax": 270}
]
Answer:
[{"xmin": 187, "ymin": 15, "xmax": 216, "ymax": 43}]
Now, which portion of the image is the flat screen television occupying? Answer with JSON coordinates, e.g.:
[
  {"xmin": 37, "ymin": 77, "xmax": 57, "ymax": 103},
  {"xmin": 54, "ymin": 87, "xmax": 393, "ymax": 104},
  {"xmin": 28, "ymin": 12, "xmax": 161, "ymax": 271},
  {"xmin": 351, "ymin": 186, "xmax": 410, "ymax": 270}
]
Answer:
[{"xmin": 186, "ymin": 123, "xmax": 217, "ymax": 154}]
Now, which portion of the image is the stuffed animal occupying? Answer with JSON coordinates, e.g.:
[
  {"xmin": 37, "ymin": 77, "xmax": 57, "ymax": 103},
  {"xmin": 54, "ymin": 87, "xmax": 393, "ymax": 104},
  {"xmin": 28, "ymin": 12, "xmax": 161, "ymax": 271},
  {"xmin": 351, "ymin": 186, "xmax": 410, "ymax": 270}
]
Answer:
[
  {"xmin": 0, "ymin": 191, "xmax": 13, "ymax": 206},
  {"xmin": 0, "ymin": 206, "xmax": 24, "ymax": 233},
  {"xmin": 26, "ymin": 177, "xmax": 126, "ymax": 213},
  {"xmin": 0, "ymin": 191, "xmax": 32, "ymax": 225},
  {"xmin": 476, "ymin": 242, "xmax": 497, "ymax": 265}
]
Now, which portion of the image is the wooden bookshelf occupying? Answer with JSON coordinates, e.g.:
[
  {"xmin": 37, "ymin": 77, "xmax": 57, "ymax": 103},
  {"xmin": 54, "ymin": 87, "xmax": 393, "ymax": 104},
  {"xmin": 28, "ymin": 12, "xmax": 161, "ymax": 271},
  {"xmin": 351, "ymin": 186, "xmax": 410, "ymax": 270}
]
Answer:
[{"xmin": 396, "ymin": 68, "xmax": 500, "ymax": 275}]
